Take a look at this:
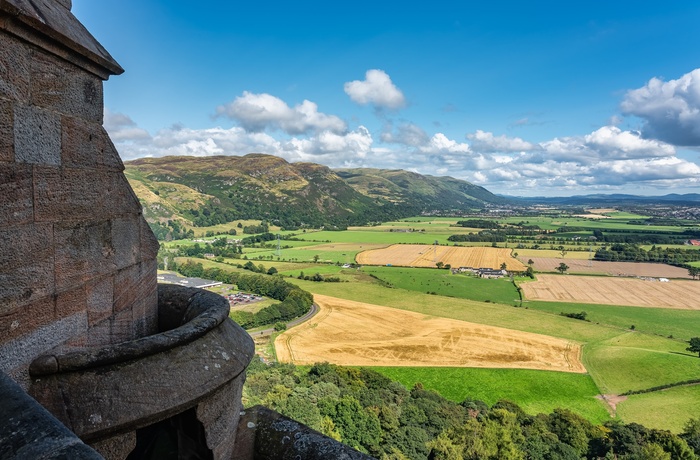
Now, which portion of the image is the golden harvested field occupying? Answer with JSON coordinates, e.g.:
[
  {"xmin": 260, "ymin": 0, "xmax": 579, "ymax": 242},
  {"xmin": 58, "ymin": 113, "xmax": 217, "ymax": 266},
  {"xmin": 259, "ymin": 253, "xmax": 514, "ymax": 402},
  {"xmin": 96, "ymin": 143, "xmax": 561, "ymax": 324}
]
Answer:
[
  {"xmin": 356, "ymin": 244, "xmax": 527, "ymax": 270},
  {"xmin": 520, "ymin": 257, "xmax": 692, "ymax": 279},
  {"xmin": 275, "ymin": 294, "xmax": 585, "ymax": 372},
  {"xmin": 521, "ymin": 274, "xmax": 700, "ymax": 310}
]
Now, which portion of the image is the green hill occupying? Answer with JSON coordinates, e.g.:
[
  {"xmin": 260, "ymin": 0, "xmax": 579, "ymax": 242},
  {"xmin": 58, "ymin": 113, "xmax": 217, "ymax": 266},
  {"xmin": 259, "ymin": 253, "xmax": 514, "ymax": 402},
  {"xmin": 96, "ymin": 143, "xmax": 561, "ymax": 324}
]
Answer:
[{"xmin": 124, "ymin": 154, "xmax": 505, "ymax": 233}]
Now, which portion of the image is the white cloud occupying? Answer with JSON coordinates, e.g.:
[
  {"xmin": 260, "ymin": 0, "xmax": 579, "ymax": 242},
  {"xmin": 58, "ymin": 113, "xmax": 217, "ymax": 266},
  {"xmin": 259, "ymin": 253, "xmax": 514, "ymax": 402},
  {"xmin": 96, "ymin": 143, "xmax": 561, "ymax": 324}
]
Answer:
[
  {"xmin": 540, "ymin": 126, "xmax": 675, "ymax": 163},
  {"xmin": 103, "ymin": 109, "xmax": 151, "ymax": 141},
  {"xmin": 467, "ymin": 130, "xmax": 535, "ymax": 153},
  {"xmin": 419, "ymin": 133, "xmax": 471, "ymax": 155},
  {"xmin": 381, "ymin": 122, "xmax": 429, "ymax": 147},
  {"xmin": 215, "ymin": 92, "xmax": 346, "ymax": 135},
  {"xmin": 621, "ymin": 68, "xmax": 700, "ymax": 146},
  {"xmin": 344, "ymin": 69, "xmax": 406, "ymax": 109}
]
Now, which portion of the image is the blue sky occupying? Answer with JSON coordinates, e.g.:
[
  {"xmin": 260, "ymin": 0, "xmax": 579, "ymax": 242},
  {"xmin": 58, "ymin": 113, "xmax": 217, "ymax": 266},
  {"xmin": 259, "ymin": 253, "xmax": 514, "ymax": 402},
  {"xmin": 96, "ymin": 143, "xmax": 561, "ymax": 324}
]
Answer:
[{"xmin": 73, "ymin": 1, "xmax": 700, "ymax": 196}]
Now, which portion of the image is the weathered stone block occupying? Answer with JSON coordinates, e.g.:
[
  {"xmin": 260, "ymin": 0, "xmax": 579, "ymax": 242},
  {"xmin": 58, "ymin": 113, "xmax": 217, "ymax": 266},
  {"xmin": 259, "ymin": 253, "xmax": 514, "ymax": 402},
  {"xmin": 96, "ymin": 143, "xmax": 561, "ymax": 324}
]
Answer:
[
  {"xmin": 139, "ymin": 216, "xmax": 160, "ymax": 262},
  {"xmin": 30, "ymin": 50, "xmax": 103, "ymax": 122},
  {"xmin": 14, "ymin": 105, "xmax": 61, "ymax": 165},
  {"xmin": 112, "ymin": 216, "xmax": 140, "ymax": 270},
  {"xmin": 110, "ymin": 307, "xmax": 134, "ymax": 344},
  {"xmin": 0, "ymin": 163, "xmax": 33, "ymax": 227},
  {"xmin": 113, "ymin": 260, "xmax": 156, "ymax": 314},
  {"xmin": 0, "ymin": 223, "xmax": 54, "ymax": 312},
  {"xmin": 34, "ymin": 166, "xmax": 133, "ymax": 222},
  {"xmin": 90, "ymin": 431, "xmax": 136, "ymax": 460},
  {"xmin": 61, "ymin": 116, "xmax": 124, "ymax": 171},
  {"xmin": 0, "ymin": 298, "xmax": 54, "ymax": 345},
  {"xmin": 56, "ymin": 285, "xmax": 88, "ymax": 321},
  {"xmin": 54, "ymin": 220, "xmax": 115, "ymax": 291},
  {"xmin": 0, "ymin": 31, "xmax": 31, "ymax": 102},
  {"xmin": 61, "ymin": 115, "xmax": 101, "ymax": 168},
  {"xmin": 102, "ymin": 133, "xmax": 124, "ymax": 170},
  {"xmin": 86, "ymin": 276, "xmax": 114, "ymax": 326},
  {"xmin": 197, "ymin": 376, "xmax": 245, "ymax": 459},
  {"xmin": 86, "ymin": 317, "xmax": 112, "ymax": 347},
  {"xmin": 0, "ymin": 99, "xmax": 13, "ymax": 161},
  {"xmin": 106, "ymin": 173, "xmax": 144, "ymax": 216}
]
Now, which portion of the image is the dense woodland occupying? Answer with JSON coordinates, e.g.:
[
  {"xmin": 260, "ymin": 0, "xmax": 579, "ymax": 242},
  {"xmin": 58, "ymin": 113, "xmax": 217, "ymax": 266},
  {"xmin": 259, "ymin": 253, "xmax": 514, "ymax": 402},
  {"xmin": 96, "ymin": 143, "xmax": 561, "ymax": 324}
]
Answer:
[{"xmin": 245, "ymin": 361, "xmax": 700, "ymax": 460}]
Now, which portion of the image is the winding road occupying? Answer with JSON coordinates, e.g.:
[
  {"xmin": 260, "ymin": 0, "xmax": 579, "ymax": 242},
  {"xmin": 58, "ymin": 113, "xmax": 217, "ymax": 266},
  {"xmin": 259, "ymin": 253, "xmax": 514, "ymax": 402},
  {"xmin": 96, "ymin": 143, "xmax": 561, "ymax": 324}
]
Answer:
[{"xmin": 252, "ymin": 302, "xmax": 319, "ymax": 337}]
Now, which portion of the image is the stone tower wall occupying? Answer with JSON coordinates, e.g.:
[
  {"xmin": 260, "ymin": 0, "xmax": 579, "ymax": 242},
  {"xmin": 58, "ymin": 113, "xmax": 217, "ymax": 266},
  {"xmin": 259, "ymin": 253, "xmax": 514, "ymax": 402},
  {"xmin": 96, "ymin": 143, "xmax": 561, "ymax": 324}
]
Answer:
[{"xmin": 0, "ymin": 0, "xmax": 159, "ymax": 389}]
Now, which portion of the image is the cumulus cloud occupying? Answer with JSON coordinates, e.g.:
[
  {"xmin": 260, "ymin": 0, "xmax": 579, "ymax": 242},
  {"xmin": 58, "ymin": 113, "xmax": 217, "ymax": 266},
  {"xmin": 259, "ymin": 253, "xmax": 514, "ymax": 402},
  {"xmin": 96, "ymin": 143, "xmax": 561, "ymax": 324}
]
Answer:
[
  {"xmin": 540, "ymin": 126, "xmax": 675, "ymax": 163},
  {"xmin": 344, "ymin": 69, "xmax": 406, "ymax": 109},
  {"xmin": 103, "ymin": 109, "xmax": 151, "ymax": 141},
  {"xmin": 215, "ymin": 92, "xmax": 346, "ymax": 135},
  {"xmin": 467, "ymin": 130, "xmax": 536, "ymax": 153},
  {"xmin": 621, "ymin": 68, "xmax": 700, "ymax": 146},
  {"xmin": 381, "ymin": 123, "xmax": 429, "ymax": 147}
]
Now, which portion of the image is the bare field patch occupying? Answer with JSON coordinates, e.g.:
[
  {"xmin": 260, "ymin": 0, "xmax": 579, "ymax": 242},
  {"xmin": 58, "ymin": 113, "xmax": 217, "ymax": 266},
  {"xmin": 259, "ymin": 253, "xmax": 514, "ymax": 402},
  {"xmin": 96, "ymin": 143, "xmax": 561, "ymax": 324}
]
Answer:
[
  {"xmin": 275, "ymin": 294, "xmax": 585, "ymax": 372},
  {"xmin": 520, "ymin": 257, "xmax": 692, "ymax": 279},
  {"xmin": 522, "ymin": 274, "xmax": 700, "ymax": 310},
  {"xmin": 357, "ymin": 244, "xmax": 527, "ymax": 270}
]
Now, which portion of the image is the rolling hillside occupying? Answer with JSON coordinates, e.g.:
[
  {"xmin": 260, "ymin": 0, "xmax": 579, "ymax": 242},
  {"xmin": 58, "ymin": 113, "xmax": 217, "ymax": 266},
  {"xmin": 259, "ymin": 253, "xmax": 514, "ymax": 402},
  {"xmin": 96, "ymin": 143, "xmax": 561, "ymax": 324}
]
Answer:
[{"xmin": 124, "ymin": 154, "xmax": 505, "ymax": 232}]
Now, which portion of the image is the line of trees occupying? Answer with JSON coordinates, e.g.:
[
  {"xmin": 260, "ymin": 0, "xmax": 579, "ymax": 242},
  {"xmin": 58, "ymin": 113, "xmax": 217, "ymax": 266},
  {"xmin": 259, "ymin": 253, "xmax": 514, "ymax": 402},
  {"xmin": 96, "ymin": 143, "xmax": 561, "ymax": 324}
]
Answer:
[
  {"xmin": 244, "ymin": 361, "xmax": 700, "ymax": 459},
  {"xmin": 177, "ymin": 260, "xmax": 313, "ymax": 329},
  {"xmin": 594, "ymin": 244, "xmax": 700, "ymax": 265}
]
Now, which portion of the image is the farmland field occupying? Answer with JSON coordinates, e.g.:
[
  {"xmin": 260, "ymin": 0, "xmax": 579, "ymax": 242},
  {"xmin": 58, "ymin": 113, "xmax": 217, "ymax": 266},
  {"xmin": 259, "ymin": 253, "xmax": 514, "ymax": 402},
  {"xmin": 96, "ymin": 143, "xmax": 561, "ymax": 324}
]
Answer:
[
  {"xmin": 522, "ymin": 274, "xmax": 700, "ymax": 309},
  {"xmin": 276, "ymin": 294, "xmax": 585, "ymax": 372},
  {"xmin": 356, "ymin": 244, "xmax": 527, "ymax": 270},
  {"xmin": 521, "ymin": 257, "xmax": 692, "ymax": 278}
]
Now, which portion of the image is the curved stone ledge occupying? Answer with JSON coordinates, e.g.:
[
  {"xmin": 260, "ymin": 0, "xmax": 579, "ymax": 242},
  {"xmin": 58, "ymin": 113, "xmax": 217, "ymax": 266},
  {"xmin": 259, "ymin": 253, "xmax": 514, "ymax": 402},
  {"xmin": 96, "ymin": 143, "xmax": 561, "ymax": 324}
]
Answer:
[
  {"xmin": 29, "ymin": 284, "xmax": 231, "ymax": 376},
  {"xmin": 28, "ymin": 285, "xmax": 255, "ymax": 443}
]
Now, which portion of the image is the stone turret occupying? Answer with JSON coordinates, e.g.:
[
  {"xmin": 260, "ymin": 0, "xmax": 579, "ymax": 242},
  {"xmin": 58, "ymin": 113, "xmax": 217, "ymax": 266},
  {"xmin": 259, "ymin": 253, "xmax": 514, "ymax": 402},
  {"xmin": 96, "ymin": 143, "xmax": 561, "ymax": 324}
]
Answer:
[
  {"xmin": 0, "ymin": 0, "xmax": 159, "ymax": 387},
  {"xmin": 0, "ymin": 2, "xmax": 374, "ymax": 459}
]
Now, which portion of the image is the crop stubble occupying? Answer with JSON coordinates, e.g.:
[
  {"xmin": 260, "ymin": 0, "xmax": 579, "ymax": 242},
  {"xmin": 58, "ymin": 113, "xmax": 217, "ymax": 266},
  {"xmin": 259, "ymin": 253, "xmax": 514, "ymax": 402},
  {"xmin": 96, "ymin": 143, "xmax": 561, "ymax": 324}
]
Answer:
[
  {"xmin": 356, "ymin": 244, "xmax": 527, "ymax": 270},
  {"xmin": 275, "ymin": 294, "xmax": 585, "ymax": 372},
  {"xmin": 522, "ymin": 274, "xmax": 700, "ymax": 309}
]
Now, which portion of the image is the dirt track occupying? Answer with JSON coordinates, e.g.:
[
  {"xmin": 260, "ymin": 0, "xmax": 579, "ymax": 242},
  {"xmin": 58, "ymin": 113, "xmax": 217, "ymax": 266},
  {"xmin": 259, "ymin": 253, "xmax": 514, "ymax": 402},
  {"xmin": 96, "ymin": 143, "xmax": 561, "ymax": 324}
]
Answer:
[{"xmin": 275, "ymin": 294, "xmax": 585, "ymax": 372}]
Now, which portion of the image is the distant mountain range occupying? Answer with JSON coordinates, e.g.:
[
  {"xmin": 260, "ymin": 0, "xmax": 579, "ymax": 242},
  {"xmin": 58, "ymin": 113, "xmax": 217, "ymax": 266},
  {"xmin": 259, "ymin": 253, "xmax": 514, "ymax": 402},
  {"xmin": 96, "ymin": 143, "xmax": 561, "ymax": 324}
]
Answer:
[
  {"xmin": 124, "ymin": 154, "xmax": 700, "ymax": 232},
  {"xmin": 124, "ymin": 154, "xmax": 504, "ymax": 230},
  {"xmin": 507, "ymin": 193, "xmax": 700, "ymax": 205}
]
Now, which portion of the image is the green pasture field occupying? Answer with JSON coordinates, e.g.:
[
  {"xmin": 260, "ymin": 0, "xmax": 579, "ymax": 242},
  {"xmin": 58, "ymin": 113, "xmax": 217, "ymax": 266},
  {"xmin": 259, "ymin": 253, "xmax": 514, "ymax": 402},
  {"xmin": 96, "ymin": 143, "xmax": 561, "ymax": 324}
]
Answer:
[
  {"xmin": 247, "ymin": 247, "xmax": 361, "ymax": 264},
  {"xmin": 499, "ymin": 215, "xmax": 684, "ymax": 233},
  {"xmin": 373, "ymin": 367, "xmax": 610, "ymax": 424},
  {"xmin": 361, "ymin": 266, "xmax": 520, "ymax": 305},
  {"xmin": 520, "ymin": 297, "xmax": 700, "ymax": 341},
  {"xmin": 292, "ymin": 230, "xmax": 458, "ymax": 245},
  {"xmin": 583, "ymin": 332, "xmax": 700, "ymax": 395},
  {"xmin": 616, "ymin": 385, "xmax": 700, "ymax": 433}
]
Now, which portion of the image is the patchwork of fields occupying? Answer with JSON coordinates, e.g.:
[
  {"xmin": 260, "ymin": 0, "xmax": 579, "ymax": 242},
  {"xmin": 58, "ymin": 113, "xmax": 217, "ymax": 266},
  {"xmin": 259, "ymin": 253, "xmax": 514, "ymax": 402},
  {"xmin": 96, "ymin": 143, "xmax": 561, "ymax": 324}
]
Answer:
[
  {"xmin": 356, "ymin": 244, "xmax": 527, "ymax": 270},
  {"xmin": 276, "ymin": 294, "xmax": 584, "ymax": 372},
  {"xmin": 522, "ymin": 274, "xmax": 700, "ymax": 309},
  {"xmin": 167, "ymin": 213, "xmax": 700, "ymax": 432}
]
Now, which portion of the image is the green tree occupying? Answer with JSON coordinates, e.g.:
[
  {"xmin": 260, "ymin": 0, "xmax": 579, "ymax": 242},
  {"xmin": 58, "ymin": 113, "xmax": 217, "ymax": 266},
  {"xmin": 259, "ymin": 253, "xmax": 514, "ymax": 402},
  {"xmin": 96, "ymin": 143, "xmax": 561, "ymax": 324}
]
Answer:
[
  {"xmin": 436, "ymin": 261, "xmax": 445, "ymax": 269},
  {"xmin": 687, "ymin": 337, "xmax": 700, "ymax": 357},
  {"xmin": 556, "ymin": 263, "xmax": 569, "ymax": 274},
  {"xmin": 689, "ymin": 266, "xmax": 700, "ymax": 280},
  {"xmin": 500, "ymin": 262, "xmax": 507, "ymax": 271}
]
